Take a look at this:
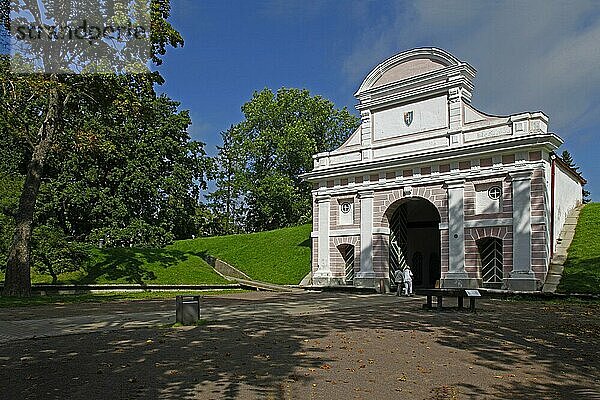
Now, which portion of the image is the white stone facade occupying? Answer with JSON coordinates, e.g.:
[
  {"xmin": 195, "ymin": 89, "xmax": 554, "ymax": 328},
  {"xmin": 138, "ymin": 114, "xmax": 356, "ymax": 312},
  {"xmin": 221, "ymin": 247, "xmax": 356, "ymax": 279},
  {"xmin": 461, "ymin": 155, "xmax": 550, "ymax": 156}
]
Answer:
[{"xmin": 302, "ymin": 48, "xmax": 585, "ymax": 292}]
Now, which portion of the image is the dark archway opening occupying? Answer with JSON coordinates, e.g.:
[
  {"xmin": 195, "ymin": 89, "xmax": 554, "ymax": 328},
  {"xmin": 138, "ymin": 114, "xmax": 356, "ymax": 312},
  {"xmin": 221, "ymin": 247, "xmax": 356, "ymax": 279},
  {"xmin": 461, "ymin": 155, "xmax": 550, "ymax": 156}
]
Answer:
[{"xmin": 389, "ymin": 198, "xmax": 441, "ymax": 289}]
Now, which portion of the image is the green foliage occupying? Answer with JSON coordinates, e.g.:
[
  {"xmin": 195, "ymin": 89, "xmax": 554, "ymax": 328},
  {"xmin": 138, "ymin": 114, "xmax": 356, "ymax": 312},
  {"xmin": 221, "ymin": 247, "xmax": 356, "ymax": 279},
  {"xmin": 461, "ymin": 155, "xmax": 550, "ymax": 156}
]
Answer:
[
  {"xmin": 561, "ymin": 150, "xmax": 578, "ymax": 172},
  {"xmin": 0, "ymin": 175, "xmax": 22, "ymax": 268},
  {"xmin": 204, "ymin": 127, "xmax": 246, "ymax": 235},
  {"xmin": 0, "ymin": 214, "xmax": 13, "ymax": 268},
  {"xmin": 7, "ymin": 0, "xmax": 183, "ymax": 73},
  {"xmin": 31, "ymin": 223, "xmax": 91, "ymax": 284},
  {"xmin": 1, "ymin": 78, "xmax": 211, "ymax": 283},
  {"xmin": 209, "ymin": 88, "xmax": 359, "ymax": 233},
  {"xmin": 558, "ymin": 203, "xmax": 600, "ymax": 294},
  {"xmin": 172, "ymin": 224, "xmax": 312, "ymax": 285},
  {"xmin": 1, "ymin": 0, "xmax": 187, "ymax": 296},
  {"xmin": 37, "ymin": 94, "xmax": 210, "ymax": 246},
  {"xmin": 0, "ymin": 133, "xmax": 28, "ymax": 176}
]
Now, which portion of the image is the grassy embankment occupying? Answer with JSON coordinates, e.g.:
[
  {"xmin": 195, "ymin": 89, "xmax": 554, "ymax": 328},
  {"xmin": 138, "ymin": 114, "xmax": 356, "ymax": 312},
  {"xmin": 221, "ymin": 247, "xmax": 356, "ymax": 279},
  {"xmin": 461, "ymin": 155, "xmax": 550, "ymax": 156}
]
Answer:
[
  {"xmin": 0, "ymin": 224, "xmax": 312, "ymax": 287},
  {"xmin": 0, "ymin": 247, "xmax": 229, "ymax": 285},
  {"xmin": 558, "ymin": 203, "xmax": 600, "ymax": 295},
  {"xmin": 172, "ymin": 224, "xmax": 312, "ymax": 285}
]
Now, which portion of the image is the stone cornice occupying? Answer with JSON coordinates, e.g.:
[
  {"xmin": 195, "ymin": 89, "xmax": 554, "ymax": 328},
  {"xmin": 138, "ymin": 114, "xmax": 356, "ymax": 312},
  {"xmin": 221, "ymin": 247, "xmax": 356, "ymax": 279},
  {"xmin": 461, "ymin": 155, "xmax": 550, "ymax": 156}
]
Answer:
[
  {"xmin": 310, "ymin": 163, "xmax": 539, "ymax": 198},
  {"xmin": 509, "ymin": 170, "xmax": 533, "ymax": 181},
  {"xmin": 302, "ymin": 133, "xmax": 562, "ymax": 181},
  {"xmin": 315, "ymin": 194, "xmax": 331, "ymax": 202},
  {"xmin": 445, "ymin": 179, "xmax": 465, "ymax": 189},
  {"xmin": 356, "ymin": 72, "xmax": 474, "ymax": 111}
]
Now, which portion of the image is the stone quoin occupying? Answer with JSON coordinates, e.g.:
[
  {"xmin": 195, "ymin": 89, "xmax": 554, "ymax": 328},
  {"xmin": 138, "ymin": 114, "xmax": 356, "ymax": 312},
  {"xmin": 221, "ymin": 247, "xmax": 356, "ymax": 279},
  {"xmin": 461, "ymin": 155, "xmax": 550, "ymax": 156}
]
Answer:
[{"xmin": 301, "ymin": 48, "xmax": 585, "ymax": 292}]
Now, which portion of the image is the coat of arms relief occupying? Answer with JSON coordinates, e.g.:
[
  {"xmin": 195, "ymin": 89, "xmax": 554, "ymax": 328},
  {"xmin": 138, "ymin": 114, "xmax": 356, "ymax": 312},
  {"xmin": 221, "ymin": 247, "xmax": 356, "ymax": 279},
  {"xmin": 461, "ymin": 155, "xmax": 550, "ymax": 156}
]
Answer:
[{"xmin": 404, "ymin": 111, "xmax": 413, "ymax": 127}]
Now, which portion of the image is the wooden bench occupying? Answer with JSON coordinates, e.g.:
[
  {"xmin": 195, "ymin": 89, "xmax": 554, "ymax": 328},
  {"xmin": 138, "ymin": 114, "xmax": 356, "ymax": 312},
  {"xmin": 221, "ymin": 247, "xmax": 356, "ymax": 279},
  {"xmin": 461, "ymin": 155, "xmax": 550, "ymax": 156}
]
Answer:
[{"xmin": 416, "ymin": 288, "xmax": 481, "ymax": 312}]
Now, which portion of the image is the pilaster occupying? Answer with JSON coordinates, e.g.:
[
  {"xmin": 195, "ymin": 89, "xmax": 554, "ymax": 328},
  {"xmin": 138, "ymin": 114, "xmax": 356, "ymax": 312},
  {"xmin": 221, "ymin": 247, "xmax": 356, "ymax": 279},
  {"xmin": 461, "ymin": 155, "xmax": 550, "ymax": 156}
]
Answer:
[
  {"xmin": 360, "ymin": 110, "xmax": 373, "ymax": 161},
  {"xmin": 506, "ymin": 170, "xmax": 539, "ymax": 291},
  {"xmin": 448, "ymin": 87, "xmax": 463, "ymax": 134},
  {"xmin": 441, "ymin": 179, "xmax": 478, "ymax": 288},
  {"xmin": 355, "ymin": 190, "xmax": 376, "ymax": 288},
  {"xmin": 313, "ymin": 194, "xmax": 332, "ymax": 286}
]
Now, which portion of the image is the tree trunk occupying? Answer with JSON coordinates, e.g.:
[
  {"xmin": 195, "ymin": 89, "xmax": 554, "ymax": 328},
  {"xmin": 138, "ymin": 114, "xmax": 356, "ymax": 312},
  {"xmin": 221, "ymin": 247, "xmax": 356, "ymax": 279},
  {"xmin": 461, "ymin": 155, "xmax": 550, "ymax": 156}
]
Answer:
[
  {"xmin": 48, "ymin": 263, "xmax": 58, "ymax": 285},
  {"xmin": 2, "ymin": 86, "xmax": 59, "ymax": 297}
]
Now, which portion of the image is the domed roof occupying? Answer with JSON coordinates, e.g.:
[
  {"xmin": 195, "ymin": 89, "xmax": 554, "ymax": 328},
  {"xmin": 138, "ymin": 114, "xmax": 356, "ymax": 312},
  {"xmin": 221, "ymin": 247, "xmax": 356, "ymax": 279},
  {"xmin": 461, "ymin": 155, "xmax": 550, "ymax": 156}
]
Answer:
[{"xmin": 355, "ymin": 47, "xmax": 471, "ymax": 96}]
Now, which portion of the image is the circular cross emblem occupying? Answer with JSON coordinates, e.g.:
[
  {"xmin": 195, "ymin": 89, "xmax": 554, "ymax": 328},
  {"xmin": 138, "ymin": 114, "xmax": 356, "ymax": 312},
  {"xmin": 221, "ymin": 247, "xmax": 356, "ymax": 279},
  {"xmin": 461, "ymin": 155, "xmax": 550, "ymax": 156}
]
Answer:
[
  {"xmin": 488, "ymin": 186, "xmax": 502, "ymax": 200},
  {"xmin": 341, "ymin": 202, "xmax": 352, "ymax": 214}
]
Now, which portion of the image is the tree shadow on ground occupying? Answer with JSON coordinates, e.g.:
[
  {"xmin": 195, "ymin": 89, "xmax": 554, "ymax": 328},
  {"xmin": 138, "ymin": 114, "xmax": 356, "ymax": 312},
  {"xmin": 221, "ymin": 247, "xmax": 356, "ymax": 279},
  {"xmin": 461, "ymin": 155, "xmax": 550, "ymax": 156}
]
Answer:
[
  {"xmin": 0, "ymin": 294, "xmax": 598, "ymax": 399},
  {"xmin": 432, "ymin": 299, "xmax": 600, "ymax": 398},
  {"xmin": 79, "ymin": 247, "xmax": 191, "ymax": 285}
]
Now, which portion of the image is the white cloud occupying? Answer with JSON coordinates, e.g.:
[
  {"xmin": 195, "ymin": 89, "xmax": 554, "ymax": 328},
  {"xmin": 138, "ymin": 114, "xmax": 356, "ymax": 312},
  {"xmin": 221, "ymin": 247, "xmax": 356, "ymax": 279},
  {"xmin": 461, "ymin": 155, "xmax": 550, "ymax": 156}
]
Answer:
[{"xmin": 342, "ymin": 0, "xmax": 600, "ymax": 135}]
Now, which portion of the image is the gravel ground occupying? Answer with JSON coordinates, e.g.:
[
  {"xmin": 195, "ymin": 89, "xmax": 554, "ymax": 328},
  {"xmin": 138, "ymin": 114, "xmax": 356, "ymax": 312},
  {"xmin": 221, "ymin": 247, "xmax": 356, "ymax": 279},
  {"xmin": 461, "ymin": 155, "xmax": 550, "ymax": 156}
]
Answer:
[{"xmin": 0, "ymin": 291, "xmax": 598, "ymax": 400}]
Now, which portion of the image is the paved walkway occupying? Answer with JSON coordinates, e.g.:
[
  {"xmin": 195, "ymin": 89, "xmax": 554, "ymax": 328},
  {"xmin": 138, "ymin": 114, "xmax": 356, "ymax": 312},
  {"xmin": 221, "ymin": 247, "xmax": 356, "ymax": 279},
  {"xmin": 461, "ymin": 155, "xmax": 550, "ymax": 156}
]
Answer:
[
  {"xmin": 0, "ymin": 311, "xmax": 174, "ymax": 344},
  {"xmin": 0, "ymin": 292, "xmax": 409, "ymax": 344},
  {"xmin": 1, "ymin": 292, "xmax": 598, "ymax": 400}
]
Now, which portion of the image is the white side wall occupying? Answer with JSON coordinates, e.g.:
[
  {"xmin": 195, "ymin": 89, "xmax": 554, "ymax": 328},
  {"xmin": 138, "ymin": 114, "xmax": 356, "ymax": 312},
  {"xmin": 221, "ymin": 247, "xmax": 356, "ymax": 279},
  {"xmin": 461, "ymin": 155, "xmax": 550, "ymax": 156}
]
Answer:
[{"xmin": 553, "ymin": 163, "xmax": 583, "ymax": 252}]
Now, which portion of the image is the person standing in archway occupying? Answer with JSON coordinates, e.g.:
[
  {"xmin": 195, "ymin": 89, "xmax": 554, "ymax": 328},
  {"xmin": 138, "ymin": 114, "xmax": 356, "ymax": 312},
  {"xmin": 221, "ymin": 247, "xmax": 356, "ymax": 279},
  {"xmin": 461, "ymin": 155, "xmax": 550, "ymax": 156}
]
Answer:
[
  {"xmin": 403, "ymin": 266, "xmax": 414, "ymax": 296},
  {"xmin": 394, "ymin": 268, "xmax": 404, "ymax": 296}
]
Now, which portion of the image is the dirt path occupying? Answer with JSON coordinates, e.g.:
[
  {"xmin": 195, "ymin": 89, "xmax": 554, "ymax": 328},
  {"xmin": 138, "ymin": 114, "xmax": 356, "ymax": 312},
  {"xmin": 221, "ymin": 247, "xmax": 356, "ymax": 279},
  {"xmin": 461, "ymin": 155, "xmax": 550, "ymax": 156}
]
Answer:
[{"xmin": 0, "ymin": 292, "xmax": 598, "ymax": 399}]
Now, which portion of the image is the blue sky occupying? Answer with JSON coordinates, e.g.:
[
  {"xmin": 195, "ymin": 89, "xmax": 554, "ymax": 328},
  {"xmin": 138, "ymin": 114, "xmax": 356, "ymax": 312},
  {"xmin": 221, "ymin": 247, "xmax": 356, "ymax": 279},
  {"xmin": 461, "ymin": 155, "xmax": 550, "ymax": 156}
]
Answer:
[
  {"xmin": 156, "ymin": 0, "xmax": 600, "ymax": 200},
  {"xmin": 6, "ymin": 1, "xmax": 596, "ymax": 198}
]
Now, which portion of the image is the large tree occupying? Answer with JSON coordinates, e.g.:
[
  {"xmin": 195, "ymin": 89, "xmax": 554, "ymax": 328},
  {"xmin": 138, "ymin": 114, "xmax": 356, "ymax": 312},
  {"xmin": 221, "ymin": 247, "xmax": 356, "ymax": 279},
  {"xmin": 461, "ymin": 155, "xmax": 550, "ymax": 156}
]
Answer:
[
  {"xmin": 1, "ymin": 0, "xmax": 184, "ymax": 296},
  {"xmin": 36, "ymin": 93, "xmax": 209, "ymax": 246},
  {"xmin": 210, "ymin": 88, "xmax": 360, "ymax": 232},
  {"xmin": 205, "ymin": 126, "xmax": 247, "ymax": 235}
]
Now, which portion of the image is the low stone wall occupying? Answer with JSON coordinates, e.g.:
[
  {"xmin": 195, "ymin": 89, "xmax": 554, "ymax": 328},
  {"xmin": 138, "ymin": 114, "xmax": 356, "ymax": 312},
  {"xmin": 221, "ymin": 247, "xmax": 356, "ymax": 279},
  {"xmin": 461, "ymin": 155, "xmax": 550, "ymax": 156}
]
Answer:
[{"xmin": 202, "ymin": 255, "xmax": 251, "ymax": 280}]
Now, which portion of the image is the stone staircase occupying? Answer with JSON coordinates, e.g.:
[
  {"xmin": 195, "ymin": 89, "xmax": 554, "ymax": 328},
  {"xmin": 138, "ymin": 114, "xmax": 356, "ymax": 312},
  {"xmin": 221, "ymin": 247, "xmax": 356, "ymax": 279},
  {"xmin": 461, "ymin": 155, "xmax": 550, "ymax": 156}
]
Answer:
[
  {"xmin": 233, "ymin": 278, "xmax": 304, "ymax": 293},
  {"xmin": 542, "ymin": 205, "xmax": 584, "ymax": 293},
  {"xmin": 201, "ymin": 254, "xmax": 303, "ymax": 293}
]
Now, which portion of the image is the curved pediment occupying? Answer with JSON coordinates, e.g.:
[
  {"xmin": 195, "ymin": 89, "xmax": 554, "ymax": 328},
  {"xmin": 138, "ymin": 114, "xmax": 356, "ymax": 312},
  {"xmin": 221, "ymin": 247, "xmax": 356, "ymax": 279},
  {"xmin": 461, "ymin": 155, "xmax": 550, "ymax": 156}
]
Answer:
[{"xmin": 355, "ymin": 48, "xmax": 464, "ymax": 96}]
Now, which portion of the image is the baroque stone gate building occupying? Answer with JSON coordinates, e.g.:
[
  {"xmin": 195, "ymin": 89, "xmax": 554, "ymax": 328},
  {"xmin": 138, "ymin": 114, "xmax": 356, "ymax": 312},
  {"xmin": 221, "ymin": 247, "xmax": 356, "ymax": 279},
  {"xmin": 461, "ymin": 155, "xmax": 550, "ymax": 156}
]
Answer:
[{"xmin": 302, "ymin": 48, "xmax": 584, "ymax": 292}]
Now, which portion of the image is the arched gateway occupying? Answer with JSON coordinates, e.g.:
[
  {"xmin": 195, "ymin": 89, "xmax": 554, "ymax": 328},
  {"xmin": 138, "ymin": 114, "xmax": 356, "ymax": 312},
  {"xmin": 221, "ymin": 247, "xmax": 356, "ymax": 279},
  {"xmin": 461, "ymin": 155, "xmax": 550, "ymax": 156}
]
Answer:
[
  {"xmin": 302, "ymin": 48, "xmax": 585, "ymax": 292},
  {"xmin": 386, "ymin": 197, "xmax": 441, "ymax": 290}
]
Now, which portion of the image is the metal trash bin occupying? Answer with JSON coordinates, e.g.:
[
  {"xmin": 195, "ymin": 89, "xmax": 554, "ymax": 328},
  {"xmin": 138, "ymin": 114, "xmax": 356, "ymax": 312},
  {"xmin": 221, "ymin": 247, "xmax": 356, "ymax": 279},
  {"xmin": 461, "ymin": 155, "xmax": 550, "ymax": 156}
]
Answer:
[{"xmin": 176, "ymin": 295, "xmax": 201, "ymax": 325}]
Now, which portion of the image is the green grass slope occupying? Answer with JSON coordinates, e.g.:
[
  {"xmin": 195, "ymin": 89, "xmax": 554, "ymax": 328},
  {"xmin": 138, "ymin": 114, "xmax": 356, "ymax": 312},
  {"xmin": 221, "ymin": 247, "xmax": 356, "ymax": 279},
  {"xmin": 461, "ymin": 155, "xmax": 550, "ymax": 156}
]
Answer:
[
  {"xmin": 0, "ymin": 224, "xmax": 312, "ymax": 286},
  {"xmin": 558, "ymin": 203, "xmax": 600, "ymax": 295},
  {"xmin": 172, "ymin": 224, "xmax": 312, "ymax": 285},
  {"xmin": 1, "ymin": 247, "xmax": 229, "ymax": 285},
  {"xmin": 78, "ymin": 248, "xmax": 230, "ymax": 285}
]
